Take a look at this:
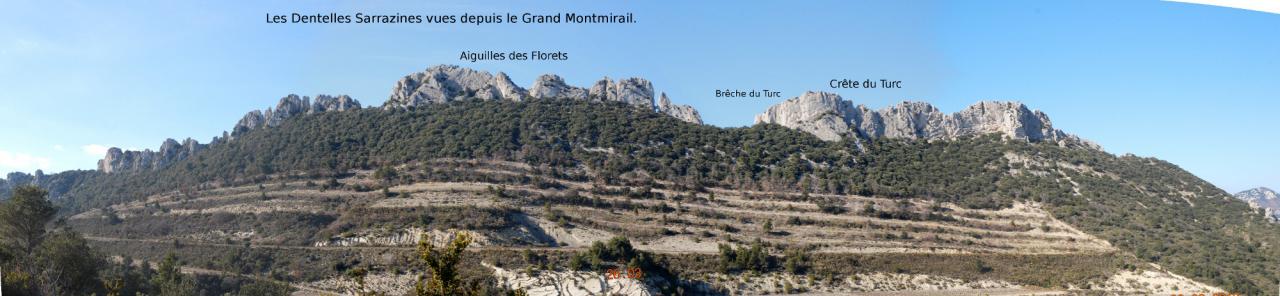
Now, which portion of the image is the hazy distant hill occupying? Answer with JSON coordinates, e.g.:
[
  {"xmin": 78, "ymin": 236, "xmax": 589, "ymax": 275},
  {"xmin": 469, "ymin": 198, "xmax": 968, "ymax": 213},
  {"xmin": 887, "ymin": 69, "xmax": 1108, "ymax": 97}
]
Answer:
[{"xmin": 1236, "ymin": 187, "xmax": 1280, "ymax": 220}]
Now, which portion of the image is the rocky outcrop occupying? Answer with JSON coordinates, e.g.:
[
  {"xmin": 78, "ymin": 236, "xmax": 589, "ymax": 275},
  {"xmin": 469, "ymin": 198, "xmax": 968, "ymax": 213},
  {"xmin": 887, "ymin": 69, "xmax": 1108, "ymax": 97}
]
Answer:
[
  {"xmin": 264, "ymin": 94, "xmax": 363, "ymax": 127},
  {"xmin": 384, "ymin": 65, "xmax": 528, "ymax": 108},
  {"xmin": 232, "ymin": 110, "xmax": 265, "ymax": 136},
  {"xmin": 97, "ymin": 138, "xmax": 206, "ymax": 173},
  {"xmin": 0, "ymin": 169, "xmax": 92, "ymax": 200},
  {"xmin": 657, "ymin": 93, "xmax": 703, "ymax": 124},
  {"xmin": 384, "ymin": 65, "xmax": 701, "ymax": 122},
  {"xmin": 265, "ymin": 94, "xmax": 308, "ymax": 127},
  {"xmin": 1, "ymin": 171, "xmax": 41, "ymax": 199},
  {"xmin": 233, "ymin": 94, "xmax": 363, "ymax": 137},
  {"xmin": 4, "ymin": 171, "xmax": 39, "ymax": 187},
  {"xmin": 102, "ymin": 94, "xmax": 361, "ymax": 173},
  {"xmin": 492, "ymin": 73, "xmax": 526, "ymax": 102},
  {"xmin": 1236, "ymin": 187, "xmax": 1280, "ymax": 221},
  {"xmin": 311, "ymin": 94, "xmax": 361, "ymax": 113},
  {"xmin": 588, "ymin": 78, "xmax": 613, "ymax": 101},
  {"xmin": 611, "ymin": 77, "xmax": 655, "ymax": 108},
  {"xmin": 530, "ymin": 74, "xmax": 588, "ymax": 101},
  {"xmin": 490, "ymin": 263, "xmax": 655, "ymax": 296},
  {"xmin": 755, "ymin": 91, "xmax": 1097, "ymax": 149},
  {"xmin": 753, "ymin": 92, "xmax": 856, "ymax": 141},
  {"xmin": 581, "ymin": 77, "xmax": 655, "ymax": 109}
]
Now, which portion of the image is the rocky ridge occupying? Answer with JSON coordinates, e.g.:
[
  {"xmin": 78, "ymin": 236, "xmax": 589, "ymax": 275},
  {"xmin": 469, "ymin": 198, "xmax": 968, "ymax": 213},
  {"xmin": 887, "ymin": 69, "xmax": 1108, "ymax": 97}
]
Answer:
[
  {"xmin": 657, "ymin": 93, "xmax": 702, "ymax": 125},
  {"xmin": 1, "ymin": 170, "xmax": 46, "ymax": 198},
  {"xmin": 0, "ymin": 169, "xmax": 99, "ymax": 201},
  {"xmin": 384, "ymin": 65, "xmax": 703, "ymax": 124},
  {"xmin": 98, "ymin": 94, "xmax": 362, "ymax": 173},
  {"xmin": 95, "ymin": 67, "xmax": 1102, "ymax": 174},
  {"xmin": 1235, "ymin": 187, "xmax": 1280, "ymax": 221},
  {"xmin": 232, "ymin": 94, "xmax": 362, "ymax": 136},
  {"xmin": 98, "ymin": 138, "xmax": 207, "ymax": 173},
  {"xmin": 95, "ymin": 65, "xmax": 707, "ymax": 174},
  {"xmin": 754, "ymin": 91, "xmax": 1098, "ymax": 149}
]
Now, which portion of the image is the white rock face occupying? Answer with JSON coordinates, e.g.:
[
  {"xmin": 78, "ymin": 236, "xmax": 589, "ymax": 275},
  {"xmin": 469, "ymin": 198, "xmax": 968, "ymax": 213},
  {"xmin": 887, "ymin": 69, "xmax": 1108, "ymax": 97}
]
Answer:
[
  {"xmin": 529, "ymin": 74, "xmax": 588, "ymax": 101},
  {"xmin": 612, "ymin": 77, "xmax": 655, "ymax": 108},
  {"xmin": 753, "ymin": 91, "xmax": 857, "ymax": 141},
  {"xmin": 657, "ymin": 93, "xmax": 702, "ymax": 124},
  {"xmin": 589, "ymin": 77, "xmax": 614, "ymax": 101},
  {"xmin": 877, "ymin": 101, "xmax": 946, "ymax": 139},
  {"xmin": 488, "ymin": 263, "xmax": 654, "ymax": 296},
  {"xmin": 949, "ymin": 101, "xmax": 1054, "ymax": 140},
  {"xmin": 581, "ymin": 76, "xmax": 658, "ymax": 109},
  {"xmin": 1236, "ymin": 187, "xmax": 1280, "ymax": 221},
  {"xmin": 754, "ymin": 91, "xmax": 1098, "ymax": 149},
  {"xmin": 493, "ymin": 72, "xmax": 527, "ymax": 102},
  {"xmin": 233, "ymin": 110, "xmax": 265, "ymax": 135},
  {"xmin": 384, "ymin": 65, "xmax": 528, "ymax": 108},
  {"xmin": 265, "ymin": 94, "xmax": 308, "ymax": 127}
]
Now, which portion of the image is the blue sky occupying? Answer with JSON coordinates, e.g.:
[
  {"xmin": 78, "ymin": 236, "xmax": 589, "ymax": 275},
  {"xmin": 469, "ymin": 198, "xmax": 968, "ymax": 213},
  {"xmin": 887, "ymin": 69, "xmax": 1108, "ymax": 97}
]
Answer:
[{"xmin": 0, "ymin": 1, "xmax": 1275, "ymax": 193}]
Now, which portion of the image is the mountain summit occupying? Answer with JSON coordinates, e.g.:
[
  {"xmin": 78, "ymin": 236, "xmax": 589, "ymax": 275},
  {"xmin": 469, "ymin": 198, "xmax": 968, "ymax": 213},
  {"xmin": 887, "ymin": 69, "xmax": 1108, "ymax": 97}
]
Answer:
[{"xmin": 754, "ymin": 91, "xmax": 1098, "ymax": 149}]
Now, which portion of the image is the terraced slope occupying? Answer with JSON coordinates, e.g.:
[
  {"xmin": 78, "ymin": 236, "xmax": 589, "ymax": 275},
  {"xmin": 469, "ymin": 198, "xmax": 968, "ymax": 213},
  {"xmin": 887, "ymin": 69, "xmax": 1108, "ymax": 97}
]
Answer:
[
  {"xmin": 70, "ymin": 159, "xmax": 1214, "ymax": 295},
  {"xmin": 40, "ymin": 99, "xmax": 1277, "ymax": 294}
]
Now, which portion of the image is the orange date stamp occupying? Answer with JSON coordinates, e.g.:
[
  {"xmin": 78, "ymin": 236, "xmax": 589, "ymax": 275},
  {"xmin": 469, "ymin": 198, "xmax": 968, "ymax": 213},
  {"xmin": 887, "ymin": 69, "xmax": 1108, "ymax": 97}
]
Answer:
[{"xmin": 605, "ymin": 267, "xmax": 644, "ymax": 280}]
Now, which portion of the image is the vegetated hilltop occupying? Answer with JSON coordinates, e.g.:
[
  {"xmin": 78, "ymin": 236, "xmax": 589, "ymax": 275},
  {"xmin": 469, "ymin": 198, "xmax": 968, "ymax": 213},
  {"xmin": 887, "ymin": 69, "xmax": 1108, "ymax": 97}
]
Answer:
[{"xmin": 2, "ymin": 65, "xmax": 1276, "ymax": 294}]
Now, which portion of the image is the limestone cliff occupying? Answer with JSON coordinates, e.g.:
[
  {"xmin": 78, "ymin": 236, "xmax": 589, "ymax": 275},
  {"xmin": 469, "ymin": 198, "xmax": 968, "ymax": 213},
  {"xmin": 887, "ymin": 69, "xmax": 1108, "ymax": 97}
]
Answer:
[{"xmin": 754, "ymin": 91, "xmax": 1098, "ymax": 149}]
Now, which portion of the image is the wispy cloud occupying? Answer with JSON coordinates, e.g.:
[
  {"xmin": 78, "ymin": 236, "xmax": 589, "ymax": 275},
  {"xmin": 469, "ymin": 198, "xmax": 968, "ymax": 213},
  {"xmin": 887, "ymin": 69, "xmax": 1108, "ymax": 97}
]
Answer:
[
  {"xmin": 1, "ymin": 39, "xmax": 41, "ymax": 56},
  {"xmin": 53, "ymin": 144, "xmax": 65, "ymax": 151},
  {"xmin": 0, "ymin": 150, "xmax": 52, "ymax": 172},
  {"xmin": 82, "ymin": 144, "xmax": 111, "ymax": 157}
]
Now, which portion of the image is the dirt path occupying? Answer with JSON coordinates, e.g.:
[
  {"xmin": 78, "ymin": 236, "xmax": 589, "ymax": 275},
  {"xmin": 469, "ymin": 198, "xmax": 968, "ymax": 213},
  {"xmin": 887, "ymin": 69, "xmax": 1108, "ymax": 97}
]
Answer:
[{"xmin": 84, "ymin": 235, "xmax": 720, "ymax": 254}]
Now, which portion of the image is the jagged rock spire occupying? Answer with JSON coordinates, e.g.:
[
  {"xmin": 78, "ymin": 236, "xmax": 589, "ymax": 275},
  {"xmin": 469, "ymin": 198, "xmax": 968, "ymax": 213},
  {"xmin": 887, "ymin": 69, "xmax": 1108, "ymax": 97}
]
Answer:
[
  {"xmin": 384, "ymin": 65, "xmax": 703, "ymax": 124},
  {"xmin": 100, "ymin": 94, "xmax": 361, "ymax": 173}
]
